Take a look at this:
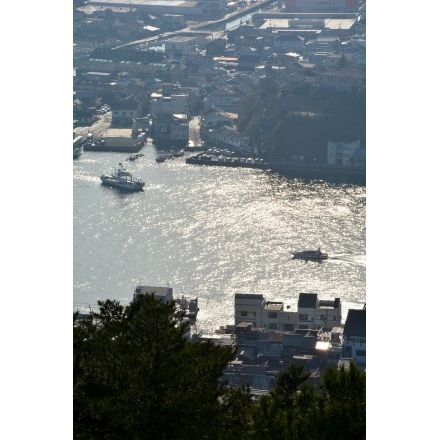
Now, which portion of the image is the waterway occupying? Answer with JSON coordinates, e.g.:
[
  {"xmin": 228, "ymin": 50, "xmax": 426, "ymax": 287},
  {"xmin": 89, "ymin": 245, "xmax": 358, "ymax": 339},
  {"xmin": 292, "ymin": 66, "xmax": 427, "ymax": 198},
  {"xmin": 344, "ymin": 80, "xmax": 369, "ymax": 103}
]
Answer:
[{"xmin": 73, "ymin": 141, "xmax": 366, "ymax": 333}]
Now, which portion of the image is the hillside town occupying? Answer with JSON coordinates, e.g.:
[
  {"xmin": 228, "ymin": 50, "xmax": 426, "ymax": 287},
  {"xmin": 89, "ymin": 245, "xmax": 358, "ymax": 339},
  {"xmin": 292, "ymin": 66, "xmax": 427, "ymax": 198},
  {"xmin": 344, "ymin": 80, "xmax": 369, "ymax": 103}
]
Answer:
[{"xmin": 73, "ymin": 0, "xmax": 366, "ymax": 180}]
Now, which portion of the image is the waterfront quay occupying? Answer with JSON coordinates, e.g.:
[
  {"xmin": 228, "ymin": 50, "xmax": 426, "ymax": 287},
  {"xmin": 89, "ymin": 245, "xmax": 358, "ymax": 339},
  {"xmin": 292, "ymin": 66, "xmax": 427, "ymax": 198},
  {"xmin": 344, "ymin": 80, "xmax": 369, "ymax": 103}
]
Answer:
[
  {"xmin": 185, "ymin": 152, "xmax": 365, "ymax": 184},
  {"xmin": 186, "ymin": 152, "xmax": 270, "ymax": 170},
  {"xmin": 269, "ymin": 161, "xmax": 366, "ymax": 185},
  {"xmin": 81, "ymin": 128, "xmax": 146, "ymax": 153}
]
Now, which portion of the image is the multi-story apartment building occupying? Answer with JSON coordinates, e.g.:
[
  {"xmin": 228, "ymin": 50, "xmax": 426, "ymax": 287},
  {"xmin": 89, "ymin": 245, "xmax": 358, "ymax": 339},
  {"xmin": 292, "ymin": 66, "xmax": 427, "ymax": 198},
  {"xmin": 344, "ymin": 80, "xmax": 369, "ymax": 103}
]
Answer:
[
  {"xmin": 150, "ymin": 93, "xmax": 189, "ymax": 115},
  {"xmin": 235, "ymin": 292, "xmax": 342, "ymax": 332}
]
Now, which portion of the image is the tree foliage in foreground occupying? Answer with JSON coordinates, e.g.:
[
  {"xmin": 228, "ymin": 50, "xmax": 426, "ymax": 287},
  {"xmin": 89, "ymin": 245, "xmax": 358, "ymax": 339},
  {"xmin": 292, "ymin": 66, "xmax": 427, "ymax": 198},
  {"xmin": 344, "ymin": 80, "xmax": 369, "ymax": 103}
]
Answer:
[
  {"xmin": 74, "ymin": 294, "xmax": 366, "ymax": 439},
  {"xmin": 73, "ymin": 294, "xmax": 252, "ymax": 440}
]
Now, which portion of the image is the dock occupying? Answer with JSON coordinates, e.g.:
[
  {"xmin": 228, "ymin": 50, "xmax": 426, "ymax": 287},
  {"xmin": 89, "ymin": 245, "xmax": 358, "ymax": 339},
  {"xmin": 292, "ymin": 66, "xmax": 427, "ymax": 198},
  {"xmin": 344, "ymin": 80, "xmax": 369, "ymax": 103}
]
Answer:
[
  {"xmin": 186, "ymin": 154, "xmax": 270, "ymax": 170},
  {"xmin": 83, "ymin": 128, "xmax": 146, "ymax": 153}
]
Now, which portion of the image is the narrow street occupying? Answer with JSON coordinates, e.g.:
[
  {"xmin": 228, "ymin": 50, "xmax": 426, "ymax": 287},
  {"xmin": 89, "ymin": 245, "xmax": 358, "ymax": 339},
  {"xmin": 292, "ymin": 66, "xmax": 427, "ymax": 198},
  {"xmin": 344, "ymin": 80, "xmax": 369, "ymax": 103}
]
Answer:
[{"xmin": 188, "ymin": 115, "xmax": 202, "ymax": 147}]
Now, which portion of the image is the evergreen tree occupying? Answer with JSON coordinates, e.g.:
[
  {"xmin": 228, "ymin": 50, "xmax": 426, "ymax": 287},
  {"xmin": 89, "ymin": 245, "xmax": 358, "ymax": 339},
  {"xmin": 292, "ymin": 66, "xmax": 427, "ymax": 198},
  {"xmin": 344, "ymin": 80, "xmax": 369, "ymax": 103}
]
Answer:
[{"xmin": 73, "ymin": 294, "xmax": 252, "ymax": 439}]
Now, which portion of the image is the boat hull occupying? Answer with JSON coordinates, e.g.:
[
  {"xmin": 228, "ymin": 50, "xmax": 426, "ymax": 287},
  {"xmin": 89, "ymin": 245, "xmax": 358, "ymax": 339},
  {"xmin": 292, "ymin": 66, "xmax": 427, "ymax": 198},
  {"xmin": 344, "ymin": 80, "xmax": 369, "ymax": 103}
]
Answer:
[
  {"xmin": 100, "ymin": 176, "xmax": 145, "ymax": 192},
  {"xmin": 293, "ymin": 254, "xmax": 328, "ymax": 260},
  {"xmin": 292, "ymin": 249, "xmax": 328, "ymax": 260}
]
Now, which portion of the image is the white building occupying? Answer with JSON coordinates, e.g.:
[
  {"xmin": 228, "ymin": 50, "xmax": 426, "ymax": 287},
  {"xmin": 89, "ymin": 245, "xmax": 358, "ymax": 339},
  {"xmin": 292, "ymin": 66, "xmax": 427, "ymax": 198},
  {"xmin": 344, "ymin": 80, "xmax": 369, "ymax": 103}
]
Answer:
[
  {"xmin": 211, "ymin": 125, "xmax": 251, "ymax": 154},
  {"xmin": 150, "ymin": 92, "xmax": 189, "ymax": 115},
  {"xmin": 234, "ymin": 292, "xmax": 341, "ymax": 332},
  {"xmin": 297, "ymin": 292, "xmax": 341, "ymax": 329},
  {"xmin": 202, "ymin": 106, "xmax": 237, "ymax": 128},
  {"xmin": 327, "ymin": 139, "xmax": 361, "ymax": 166},
  {"xmin": 203, "ymin": 88, "xmax": 237, "ymax": 112},
  {"xmin": 165, "ymin": 36, "xmax": 198, "ymax": 54}
]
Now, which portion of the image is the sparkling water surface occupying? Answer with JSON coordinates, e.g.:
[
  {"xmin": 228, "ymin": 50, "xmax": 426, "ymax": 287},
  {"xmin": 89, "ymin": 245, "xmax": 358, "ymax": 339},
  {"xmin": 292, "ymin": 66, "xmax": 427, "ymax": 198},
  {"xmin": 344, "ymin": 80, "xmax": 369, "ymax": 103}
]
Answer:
[{"xmin": 73, "ymin": 142, "xmax": 366, "ymax": 333}]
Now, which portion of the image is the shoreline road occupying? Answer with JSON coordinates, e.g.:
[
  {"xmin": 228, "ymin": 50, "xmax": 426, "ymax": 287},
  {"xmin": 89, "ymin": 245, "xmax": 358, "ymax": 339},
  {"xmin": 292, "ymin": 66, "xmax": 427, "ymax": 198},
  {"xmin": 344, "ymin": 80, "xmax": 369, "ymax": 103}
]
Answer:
[{"xmin": 74, "ymin": 113, "xmax": 112, "ymax": 139}]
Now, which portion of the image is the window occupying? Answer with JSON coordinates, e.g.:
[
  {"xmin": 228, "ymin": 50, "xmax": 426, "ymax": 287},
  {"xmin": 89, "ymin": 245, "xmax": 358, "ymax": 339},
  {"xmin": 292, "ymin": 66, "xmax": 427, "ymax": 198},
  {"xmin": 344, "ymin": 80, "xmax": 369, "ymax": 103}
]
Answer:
[
  {"xmin": 268, "ymin": 323, "xmax": 277, "ymax": 330},
  {"xmin": 268, "ymin": 312, "xmax": 277, "ymax": 319},
  {"xmin": 240, "ymin": 311, "xmax": 248, "ymax": 317},
  {"xmin": 283, "ymin": 324, "xmax": 294, "ymax": 331},
  {"xmin": 299, "ymin": 314, "xmax": 308, "ymax": 321}
]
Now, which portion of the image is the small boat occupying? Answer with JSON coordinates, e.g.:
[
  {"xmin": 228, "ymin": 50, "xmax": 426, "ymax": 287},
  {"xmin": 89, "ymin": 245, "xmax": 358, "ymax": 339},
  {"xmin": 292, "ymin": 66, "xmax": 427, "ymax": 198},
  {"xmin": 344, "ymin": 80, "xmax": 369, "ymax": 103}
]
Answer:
[
  {"xmin": 127, "ymin": 155, "xmax": 139, "ymax": 161},
  {"xmin": 73, "ymin": 147, "xmax": 82, "ymax": 159},
  {"xmin": 100, "ymin": 163, "xmax": 145, "ymax": 192},
  {"xmin": 291, "ymin": 247, "xmax": 328, "ymax": 260}
]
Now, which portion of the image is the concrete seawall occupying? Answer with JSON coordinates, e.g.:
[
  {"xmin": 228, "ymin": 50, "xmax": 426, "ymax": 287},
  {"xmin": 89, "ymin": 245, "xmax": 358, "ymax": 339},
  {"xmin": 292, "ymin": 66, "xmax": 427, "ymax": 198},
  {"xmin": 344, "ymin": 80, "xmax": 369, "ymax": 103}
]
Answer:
[
  {"xmin": 186, "ymin": 157, "xmax": 365, "ymax": 185},
  {"xmin": 269, "ymin": 162, "xmax": 366, "ymax": 185}
]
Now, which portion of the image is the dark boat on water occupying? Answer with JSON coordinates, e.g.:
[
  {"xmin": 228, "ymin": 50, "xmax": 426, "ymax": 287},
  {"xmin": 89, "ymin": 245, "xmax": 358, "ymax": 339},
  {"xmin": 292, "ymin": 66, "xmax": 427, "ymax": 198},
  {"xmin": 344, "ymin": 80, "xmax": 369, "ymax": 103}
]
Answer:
[
  {"xmin": 100, "ymin": 163, "xmax": 145, "ymax": 192},
  {"xmin": 73, "ymin": 147, "xmax": 82, "ymax": 159},
  {"xmin": 291, "ymin": 247, "xmax": 328, "ymax": 261}
]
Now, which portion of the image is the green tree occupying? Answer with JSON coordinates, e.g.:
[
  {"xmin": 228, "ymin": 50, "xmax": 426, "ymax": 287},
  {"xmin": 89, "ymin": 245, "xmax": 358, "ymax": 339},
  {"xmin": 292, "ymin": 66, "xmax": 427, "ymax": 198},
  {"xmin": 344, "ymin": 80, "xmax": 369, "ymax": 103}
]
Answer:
[
  {"xmin": 247, "ymin": 362, "xmax": 366, "ymax": 440},
  {"xmin": 318, "ymin": 362, "xmax": 366, "ymax": 439},
  {"xmin": 73, "ymin": 294, "xmax": 252, "ymax": 440}
]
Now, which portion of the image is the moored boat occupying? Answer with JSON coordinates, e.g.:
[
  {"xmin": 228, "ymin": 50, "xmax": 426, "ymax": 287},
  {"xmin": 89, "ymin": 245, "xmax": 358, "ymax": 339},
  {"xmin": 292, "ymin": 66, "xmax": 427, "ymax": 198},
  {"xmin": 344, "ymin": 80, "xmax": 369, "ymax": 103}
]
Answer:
[
  {"xmin": 100, "ymin": 163, "xmax": 145, "ymax": 192},
  {"xmin": 291, "ymin": 247, "xmax": 328, "ymax": 260},
  {"xmin": 73, "ymin": 147, "xmax": 82, "ymax": 159}
]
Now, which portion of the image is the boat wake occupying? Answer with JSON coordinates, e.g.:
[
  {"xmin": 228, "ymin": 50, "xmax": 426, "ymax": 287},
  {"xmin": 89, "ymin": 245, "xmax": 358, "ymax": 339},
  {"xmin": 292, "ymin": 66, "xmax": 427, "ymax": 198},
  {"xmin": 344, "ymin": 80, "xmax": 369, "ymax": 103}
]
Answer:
[{"xmin": 329, "ymin": 254, "xmax": 366, "ymax": 267}]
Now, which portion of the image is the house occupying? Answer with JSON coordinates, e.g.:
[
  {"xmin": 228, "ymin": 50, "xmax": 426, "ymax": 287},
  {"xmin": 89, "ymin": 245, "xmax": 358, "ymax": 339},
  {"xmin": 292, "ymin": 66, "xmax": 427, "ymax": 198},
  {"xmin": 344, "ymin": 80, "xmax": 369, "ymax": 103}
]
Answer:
[
  {"xmin": 132, "ymin": 117, "xmax": 150, "ymax": 135},
  {"xmin": 210, "ymin": 125, "xmax": 251, "ymax": 154},
  {"xmin": 315, "ymin": 68, "xmax": 366, "ymax": 93},
  {"xmin": 201, "ymin": 106, "xmax": 237, "ymax": 128},
  {"xmin": 342, "ymin": 306, "xmax": 366, "ymax": 367},
  {"xmin": 111, "ymin": 96, "xmax": 144, "ymax": 125},
  {"xmin": 327, "ymin": 139, "xmax": 363, "ymax": 166},
  {"xmin": 203, "ymin": 87, "xmax": 238, "ymax": 112},
  {"xmin": 273, "ymin": 33, "xmax": 305, "ymax": 52},
  {"xmin": 236, "ymin": 53, "xmax": 263, "ymax": 71},
  {"xmin": 151, "ymin": 112, "xmax": 189, "ymax": 147},
  {"xmin": 133, "ymin": 285, "xmax": 173, "ymax": 302}
]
